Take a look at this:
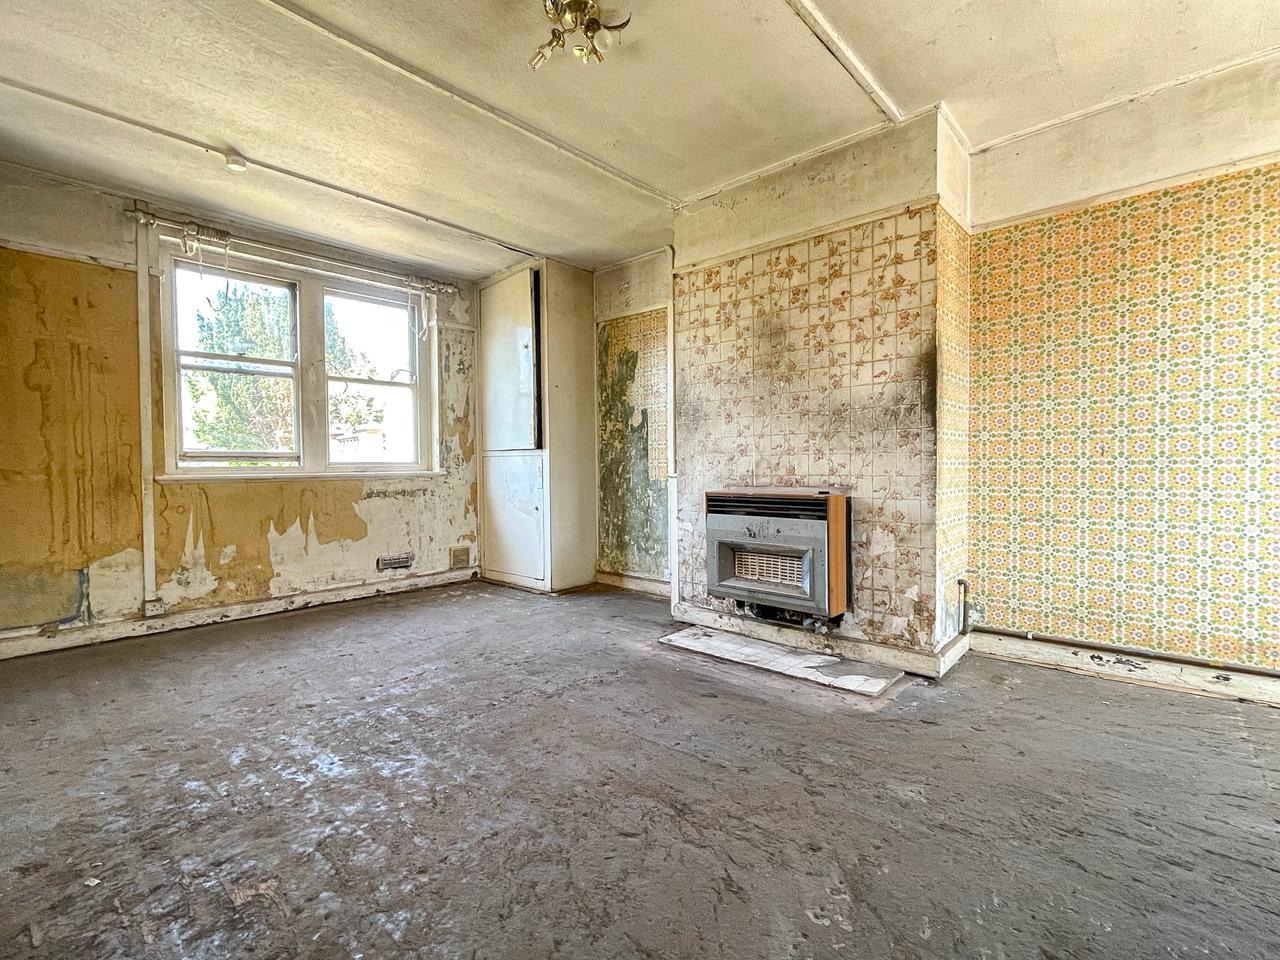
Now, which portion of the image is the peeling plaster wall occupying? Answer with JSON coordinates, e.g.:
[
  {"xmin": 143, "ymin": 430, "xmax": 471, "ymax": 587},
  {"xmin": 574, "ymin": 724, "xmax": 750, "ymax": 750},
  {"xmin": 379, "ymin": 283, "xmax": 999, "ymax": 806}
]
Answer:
[
  {"xmin": 0, "ymin": 235, "xmax": 478, "ymax": 645},
  {"xmin": 674, "ymin": 206, "xmax": 943, "ymax": 652},
  {"xmin": 970, "ymin": 162, "xmax": 1280, "ymax": 670},
  {"xmin": 596, "ymin": 308, "xmax": 669, "ymax": 581},
  {"xmin": 594, "ymin": 251, "xmax": 672, "ymax": 584},
  {"xmin": 146, "ymin": 302, "xmax": 479, "ymax": 615}
]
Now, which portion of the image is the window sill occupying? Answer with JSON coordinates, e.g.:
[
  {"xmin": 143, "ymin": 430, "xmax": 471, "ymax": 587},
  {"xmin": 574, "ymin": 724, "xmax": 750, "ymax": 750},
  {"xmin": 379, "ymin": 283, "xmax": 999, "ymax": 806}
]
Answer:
[{"xmin": 155, "ymin": 470, "xmax": 447, "ymax": 484}]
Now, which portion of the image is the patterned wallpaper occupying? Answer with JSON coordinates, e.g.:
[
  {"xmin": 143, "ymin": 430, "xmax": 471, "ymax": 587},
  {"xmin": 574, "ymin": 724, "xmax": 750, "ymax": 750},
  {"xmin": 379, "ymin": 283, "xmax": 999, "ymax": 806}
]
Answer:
[
  {"xmin": 970, "ymin": 163, "xmax": 1280, "ymax": 669},
  {"xmin": 597, "ymin": 308, "xmax": 669, "ymax": 580},
  {"xmin": 935, "ymin": 207, "xmax": 971, "ymax": 641},
  {"xmin": 674, "ymin": 206, "xmax": 943, "ymax": 652}
]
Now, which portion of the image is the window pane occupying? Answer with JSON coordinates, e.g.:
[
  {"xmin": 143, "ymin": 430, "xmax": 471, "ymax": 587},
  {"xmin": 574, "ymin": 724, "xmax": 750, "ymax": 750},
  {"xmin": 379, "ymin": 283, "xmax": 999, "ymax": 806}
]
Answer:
[
  {"xmin": 324, "ymin": 293, "xmax": 413, "ymax": 381},
  {"xmin": 328, "ymin": 381, "xmax": 415, "ymax": 463},
  {"xmin": 182, "ymin": 369, "xmax": 296, "ymax": 454},
  {"xmin": 175, "ymin": 264, "xmax": 293, "ymax": 360}
]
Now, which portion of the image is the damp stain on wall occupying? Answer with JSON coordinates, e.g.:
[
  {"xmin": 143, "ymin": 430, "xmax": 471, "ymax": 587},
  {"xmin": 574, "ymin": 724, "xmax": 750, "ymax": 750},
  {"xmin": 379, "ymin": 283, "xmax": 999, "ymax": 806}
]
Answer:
[
  {"xmin": 149, "ymin": 323, "xmax": 481, "ymax": 610},
  {"xmin": 0, "ymin": 249, "xmax": 142, "ymax": 628},
  {"xmin": 1, "ymin": 243, "xmax": 480, "ymax": 635},
  {"xmin": 153, "ymin": 480, "xmax": 370, "ymax": 609},
  {"xmin": 674, "ymin": 207, "xmax": 942, "ymax": 652},
  {"xmin": 596, "ymin": 310, "xmax": 669, "ymax": 580}
]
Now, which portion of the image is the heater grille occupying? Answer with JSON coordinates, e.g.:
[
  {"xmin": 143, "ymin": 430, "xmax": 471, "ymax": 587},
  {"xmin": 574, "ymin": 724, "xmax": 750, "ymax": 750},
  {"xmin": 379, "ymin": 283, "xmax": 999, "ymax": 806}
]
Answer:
[{"xmin": 734, "ymin": 551, "xmax": 805, "ymax": 587}]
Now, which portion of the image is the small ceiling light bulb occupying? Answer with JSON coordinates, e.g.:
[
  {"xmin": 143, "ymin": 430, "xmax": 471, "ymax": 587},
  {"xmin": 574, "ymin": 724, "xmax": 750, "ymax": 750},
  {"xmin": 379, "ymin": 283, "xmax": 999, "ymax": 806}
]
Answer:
[
  {"xmin": 593, "ymin": 26, "xmax": 614, "ymax": 51},
  {"xmin": 529, "ymin": 42, "xmax": 553, "ymax": 70},
  {"xmin": 224, "ymin": 153, "xmax": 249, "ymax": 173}
]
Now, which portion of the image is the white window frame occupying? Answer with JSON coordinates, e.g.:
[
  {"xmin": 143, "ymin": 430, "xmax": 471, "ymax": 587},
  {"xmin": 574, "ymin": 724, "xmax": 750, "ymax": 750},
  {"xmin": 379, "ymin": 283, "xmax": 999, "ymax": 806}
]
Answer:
[{"xmin": 158, "ymin": 240, "xmax": 441, "ymax": 480}]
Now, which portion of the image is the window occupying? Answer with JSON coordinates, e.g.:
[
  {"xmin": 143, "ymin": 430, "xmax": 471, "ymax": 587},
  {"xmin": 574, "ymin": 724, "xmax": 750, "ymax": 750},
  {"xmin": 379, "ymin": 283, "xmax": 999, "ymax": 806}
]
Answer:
[
  {"xmin": 173, "ymin": 264, "xmax": 300, "ymax": 468},
  {"xmin": 160, "ymin": 247, "xmax": 437, "ymax": 477},
  {"xmin": 324, "ymin": 291, "xmax": 418, "ymax": 465}
]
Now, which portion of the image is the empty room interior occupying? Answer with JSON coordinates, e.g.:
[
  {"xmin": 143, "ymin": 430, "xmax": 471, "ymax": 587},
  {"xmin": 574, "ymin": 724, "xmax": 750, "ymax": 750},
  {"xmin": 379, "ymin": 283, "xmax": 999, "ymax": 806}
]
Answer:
[{"xmin": 2, "ymin": 0, "xmax": 1280, "ymax": 956}]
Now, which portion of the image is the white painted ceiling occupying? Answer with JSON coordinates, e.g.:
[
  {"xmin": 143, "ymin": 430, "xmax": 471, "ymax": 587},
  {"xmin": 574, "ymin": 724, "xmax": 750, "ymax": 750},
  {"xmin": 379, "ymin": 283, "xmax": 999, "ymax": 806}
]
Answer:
[
  {"xmin": 0, "ymin": 0, "xmax": 1278, "ymax": 278},
  {"xmin": 813, "ymin": 0, "xmax": 1280, "ymax": 148}
]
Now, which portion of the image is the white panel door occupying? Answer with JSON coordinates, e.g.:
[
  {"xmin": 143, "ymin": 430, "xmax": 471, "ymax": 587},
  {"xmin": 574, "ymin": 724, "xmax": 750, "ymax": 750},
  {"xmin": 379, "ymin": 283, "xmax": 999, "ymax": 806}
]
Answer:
[
  {"xmin": 481, "ymin": 453, "xmax": 545, "ymax": 581},
  {"xmin": 479, "ymin": 269, "xmax": 538, "ymax": 451}
]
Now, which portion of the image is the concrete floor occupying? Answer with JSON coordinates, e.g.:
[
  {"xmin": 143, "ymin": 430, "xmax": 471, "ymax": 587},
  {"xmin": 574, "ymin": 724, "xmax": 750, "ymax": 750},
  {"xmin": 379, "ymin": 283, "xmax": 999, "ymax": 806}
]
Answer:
[{"xmin": 1, "ymin": 583, "xmax": 1278, "ymax": 959}]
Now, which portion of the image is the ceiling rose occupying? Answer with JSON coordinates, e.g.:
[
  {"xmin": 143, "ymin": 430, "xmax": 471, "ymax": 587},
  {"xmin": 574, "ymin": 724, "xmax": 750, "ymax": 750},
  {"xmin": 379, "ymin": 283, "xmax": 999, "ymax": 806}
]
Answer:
[{"xmin": 529, "ymin": 0, "xmax": 632, "ymax": 69}]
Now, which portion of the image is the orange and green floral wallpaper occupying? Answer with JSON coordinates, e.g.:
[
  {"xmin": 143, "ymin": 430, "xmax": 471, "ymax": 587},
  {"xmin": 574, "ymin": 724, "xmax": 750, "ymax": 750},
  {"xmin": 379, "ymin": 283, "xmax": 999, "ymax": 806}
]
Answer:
[
  {"xmin": 935, "ymin": 207, "xmax": 971, "ymax": 642},
  {"xmin": 970, "ymin": 162, "xmax": 1280, "ymax": 670}
]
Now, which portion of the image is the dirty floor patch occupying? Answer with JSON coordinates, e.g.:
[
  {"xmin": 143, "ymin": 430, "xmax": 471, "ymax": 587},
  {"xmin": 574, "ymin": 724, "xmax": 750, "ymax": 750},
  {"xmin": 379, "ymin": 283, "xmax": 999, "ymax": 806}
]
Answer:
[{"xmin": 1, "ymin": 582, "xmax": 1279, "ymax": 959}]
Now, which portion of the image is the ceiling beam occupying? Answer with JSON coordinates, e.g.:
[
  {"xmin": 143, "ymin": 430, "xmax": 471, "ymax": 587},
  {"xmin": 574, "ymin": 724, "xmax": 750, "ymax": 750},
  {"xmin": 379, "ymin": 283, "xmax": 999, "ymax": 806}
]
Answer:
[
  {"xmin": 782, "ymin": 0, "xmax": 903, "ymax": 123},
  {"xmin": 252, "ymin": 0, "xmax": 682, "ymax": 206},
  {"xmin": 0, "ymin": 75, "xmax": 537, "ymax": 260}
]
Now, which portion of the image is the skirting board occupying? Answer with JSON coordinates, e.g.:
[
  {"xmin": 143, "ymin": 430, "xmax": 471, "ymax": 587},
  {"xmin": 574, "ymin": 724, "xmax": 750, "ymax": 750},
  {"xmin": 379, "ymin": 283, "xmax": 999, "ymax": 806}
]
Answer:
[
  {"xmin": 969, "ymin": 633, "xmax": 1280, "ymax": 708},
  {"xmin": 672, "ymin": 602, "xmax": 968, "ymax": 679},
  {"xmin": 595, "ymin": 572, "xmax": 671, "ymax": 598},
  {"xmin": 0, "ymin": 568, "xmax": 479, "ymax": 662}
]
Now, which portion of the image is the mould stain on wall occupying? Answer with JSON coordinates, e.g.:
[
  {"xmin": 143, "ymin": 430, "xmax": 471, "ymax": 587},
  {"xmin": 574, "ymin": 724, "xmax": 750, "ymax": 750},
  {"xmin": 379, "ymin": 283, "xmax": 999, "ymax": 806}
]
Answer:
[
  {"xmin": 0, "ymin": 249, "xmax": 142, "ymax": 628},
  {"xmin": 674, "ymin": 206, "xmax": 944, "ymax": 652},
  {"xmin": 596, "ymin": 308, "xmax": 669, "ymax": 580}
]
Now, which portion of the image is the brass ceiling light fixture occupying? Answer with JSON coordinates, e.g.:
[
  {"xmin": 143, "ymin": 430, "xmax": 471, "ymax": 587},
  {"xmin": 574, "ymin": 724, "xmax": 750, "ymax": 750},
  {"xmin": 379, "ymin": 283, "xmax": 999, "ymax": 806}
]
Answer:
[{"xmin": 529, "ymin": 0, "xmax": 631, "ymax": 69}]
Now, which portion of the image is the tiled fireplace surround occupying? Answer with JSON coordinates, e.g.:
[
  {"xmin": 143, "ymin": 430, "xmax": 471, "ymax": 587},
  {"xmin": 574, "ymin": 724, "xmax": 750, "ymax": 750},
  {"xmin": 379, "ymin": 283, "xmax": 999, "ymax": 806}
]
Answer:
[{"xmin": 673, "ymin": 203, "xmax": 969, "ymax": 672}]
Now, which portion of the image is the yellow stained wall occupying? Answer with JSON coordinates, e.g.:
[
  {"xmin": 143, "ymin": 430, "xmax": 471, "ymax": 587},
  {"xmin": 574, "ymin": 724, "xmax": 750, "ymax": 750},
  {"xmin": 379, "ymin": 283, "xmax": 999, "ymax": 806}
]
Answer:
[
  {"xmin": 0, "ymin": 244, "xmax": 477, "ymax": 635},
  {"xmin": 970, "ymin": 163, "xmax": 1280, "ymax": 669},
  {"xmin": 0, "ymin": 249, "xmax": 142, "ymax": 627}
]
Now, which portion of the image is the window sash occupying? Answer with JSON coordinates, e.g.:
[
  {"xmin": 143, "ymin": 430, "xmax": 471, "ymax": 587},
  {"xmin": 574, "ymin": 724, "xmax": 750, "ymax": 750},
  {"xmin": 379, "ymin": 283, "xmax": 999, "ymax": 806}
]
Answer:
[
  {"xmin": 178, "ymin": 366, "xmax": 300, "ymax": 460},
  {"xmin": 325, "ymin": 378, "xmax": 419, "ymax": 466},
  {"xmin": 322, "ymin": 289, "xmax": 421, "ymax": 467},
  {"xmin": 171, "ymin": 261, "xmax": 298, "ymax": 363}
]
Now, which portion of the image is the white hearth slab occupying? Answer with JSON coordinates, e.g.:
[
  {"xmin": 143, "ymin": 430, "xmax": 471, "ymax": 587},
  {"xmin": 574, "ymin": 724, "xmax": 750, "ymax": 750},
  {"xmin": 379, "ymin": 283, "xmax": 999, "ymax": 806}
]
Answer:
[{"xmin": 660, "ymin": 627, "xmax": 904, "ymax": 697}]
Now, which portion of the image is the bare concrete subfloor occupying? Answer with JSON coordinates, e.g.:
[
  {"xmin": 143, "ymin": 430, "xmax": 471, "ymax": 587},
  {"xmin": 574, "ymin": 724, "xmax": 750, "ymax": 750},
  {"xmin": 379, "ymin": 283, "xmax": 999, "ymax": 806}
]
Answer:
[{"xmin": 1, "ymin": 583, "xmax": 1278, "ymax": 959}]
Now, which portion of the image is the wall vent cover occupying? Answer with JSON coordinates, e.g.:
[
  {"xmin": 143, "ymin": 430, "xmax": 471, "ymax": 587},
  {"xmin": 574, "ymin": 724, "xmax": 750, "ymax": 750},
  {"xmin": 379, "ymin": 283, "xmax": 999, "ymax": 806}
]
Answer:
[
  {"xmin": 449, "ymin": 546, "xmax": 471, "ymax": 569},
  {"xmin": 376, "ymin": 552, "xmax": 415, "ymax": 571}
]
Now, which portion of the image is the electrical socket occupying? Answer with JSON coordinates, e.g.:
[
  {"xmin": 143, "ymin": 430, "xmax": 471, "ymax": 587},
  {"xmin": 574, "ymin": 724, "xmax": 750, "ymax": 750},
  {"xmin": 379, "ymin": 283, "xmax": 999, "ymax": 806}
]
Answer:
[{"xmin": 143, "ymin": 598, "xmax": 166, "ymax": 618}]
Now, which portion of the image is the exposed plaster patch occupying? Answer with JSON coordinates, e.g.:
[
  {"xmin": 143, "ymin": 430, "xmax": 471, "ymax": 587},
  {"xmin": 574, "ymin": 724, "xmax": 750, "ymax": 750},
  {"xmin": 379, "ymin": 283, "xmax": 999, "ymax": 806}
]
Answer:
[
  {"xmin": 158, "ymin": 517, "xmax": 219, "ymax": 607},
  {"xmin": 869, "ymin": 528, "xmax": 897, "ymax": 557},
  {"xmin": 87, "ymin": 547, "xmax": 144, "ymax": 622},
  {"xmin": 447, "ymin": 293, "xmax": 471, "ymax": 325}
]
